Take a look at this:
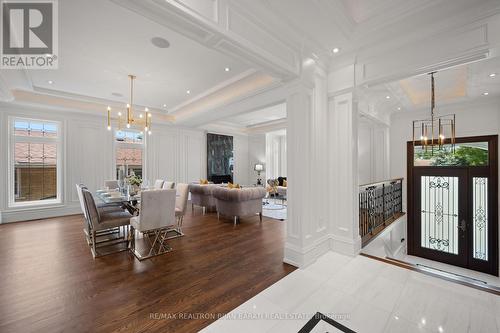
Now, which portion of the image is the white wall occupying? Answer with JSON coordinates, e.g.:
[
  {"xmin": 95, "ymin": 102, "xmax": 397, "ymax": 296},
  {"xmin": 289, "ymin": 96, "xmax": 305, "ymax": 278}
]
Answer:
[
  {"xmin": 248, "ymin": 133, "xmax": 266, "ymax": 185},
  {"xmin": 265, "ymin": 130, "xmax": 287, "ymax": 180},
  {"xmin": 0, "ymin": 103, "xmax": 208, "ymax": 223},
  {"xmin": 232, "ymin": 134, "xmax": 249, "ymax": 185},
  {"xmin": 358, "ymin": 117, "xmax": 390, "ymax": 185}
]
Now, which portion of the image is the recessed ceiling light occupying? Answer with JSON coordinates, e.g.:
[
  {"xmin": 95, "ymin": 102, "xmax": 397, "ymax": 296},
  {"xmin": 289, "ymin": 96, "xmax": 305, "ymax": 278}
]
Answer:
[
  {"xmin": 225, "ymin": 67, "xmax": 231, "ymax": 72},
  {"xmin": 47, "ymin": 80, "xmax": 53, "ymax": 84},
  {"xmin": 139, "ymin": 113, "xmax": 143, "ymax": 118},
  {"xmin": 489, "ymin": 73, "xmax": 497, "ymax": 78},
  {"xmin": 186, "ymin": 90, "xmax": 191, "ymax": 94},
  {"xmin": 386, "ymin": 95, "xmax": 391, "ymax": 99},
  {"xmin": 151, "ymin": 37, "xmax": 170, "ymax": 49},
  {"xmin": 397, "ymin": 107, "xmax": 401, "ymax": 111},
  {"xmin": 332, "ymin": 47, "xmax": 340, "ymax": 54},
  {"xmin": 483, "ymin": 92, "xmax": 489, "ymax": 96},
  {"xmin": 163, "ymin": 104, "xmax": 167, "ymax": 108}
]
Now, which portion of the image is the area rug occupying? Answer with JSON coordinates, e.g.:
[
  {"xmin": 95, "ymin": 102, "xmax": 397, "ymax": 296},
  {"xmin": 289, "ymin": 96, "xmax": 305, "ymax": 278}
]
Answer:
[{"xmin": 262, "ymin": 201, "xmax": 287, "ymax": 221}]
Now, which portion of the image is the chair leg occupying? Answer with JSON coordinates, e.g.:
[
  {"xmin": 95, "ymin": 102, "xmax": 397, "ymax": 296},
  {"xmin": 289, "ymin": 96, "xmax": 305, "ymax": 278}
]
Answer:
[
  {"xmin": 234, "ymin": 216, "xmax": 238, "ymax": 225},
  {"xmin": 217, "ymin": 212, "xmax": 220, "ymax": 220},
  {"xmin": 91, "ymin": 230, "xmax": 97, "ymax": 259},
  {"xmin": 130, "ymin": 226, "xmax": 135, "ymax": 252},
  {"xmin": 132, "ymin": 227, "xmax": 172, "ymax": 260},
  {"xmin": 259, "ymin": 212, "xmax": 263, "ymax": 222},
  {"xmin": 192, "ymin": 203, "xmax": 194, "ymax": 213},
  {"xmin": 202, "ymin": 206, "xmax": 206, "ymax": 216}
]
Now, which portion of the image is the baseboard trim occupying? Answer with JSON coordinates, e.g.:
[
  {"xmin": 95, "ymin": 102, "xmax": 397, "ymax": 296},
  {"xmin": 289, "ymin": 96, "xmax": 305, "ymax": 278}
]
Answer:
[
  {"xmin": 329, "ymin": 234, "xmax": 362, "ymax": 256},
  {"xmin": 284, "ymin": 235, "xmax": 331, "ymax": 268},
  {"xmin": 360, "ymin": 253, "xmax": 500, "ymax": 296},
  {"xmin": 0, "ymin": 205, "xmax": 81, "ymax": 223}
]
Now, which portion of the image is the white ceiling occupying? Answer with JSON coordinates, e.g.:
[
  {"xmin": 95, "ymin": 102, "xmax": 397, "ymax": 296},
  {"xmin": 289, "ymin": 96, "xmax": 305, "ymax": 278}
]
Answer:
[
  {"xmin": 253, "ymin": 0, "xmax": 499, "ymax": 62},
  {"xmin": 359, "ymin": 57, "xmax": 500, "ymax": 117},
  {"xmin": 224, "ymin": 103, "xmax": 287, "ymax": 127},
  {"xmin": 27, "ymin": 0, "xmax": 251, "ymax": 111}
]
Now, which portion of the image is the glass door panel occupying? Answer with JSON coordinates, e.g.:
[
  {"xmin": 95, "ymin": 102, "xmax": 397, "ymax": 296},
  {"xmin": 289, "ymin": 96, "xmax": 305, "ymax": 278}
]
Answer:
[
  {"xmin": 420, "ymin": 176, "xmax": 459, "ymax": 255},
  {"xmin": 472, "ymin": 177, "xmax": 488, "ymax": 261}
]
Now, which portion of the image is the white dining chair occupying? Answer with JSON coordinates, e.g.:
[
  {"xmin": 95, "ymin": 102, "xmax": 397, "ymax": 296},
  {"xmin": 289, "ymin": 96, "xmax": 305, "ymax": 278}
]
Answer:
[
  {"xmin": 162, "ymin": 181, "xmax": 175, "ymax": 189},
  {"xmin": 173, "ymin": 183, "xmax": 189, "ymax": 236},
  {"xmin": 130, "ymin": 189, "xmax": 176, "ymax": 260},
  {"xmin": 153, "ymin": 179, "xmax": 164, "ymax": 189}
]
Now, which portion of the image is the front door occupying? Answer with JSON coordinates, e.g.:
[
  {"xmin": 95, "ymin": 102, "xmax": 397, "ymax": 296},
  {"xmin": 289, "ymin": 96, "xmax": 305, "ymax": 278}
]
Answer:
[{"xmin": 408, "ymin": 136, "xmax": 498, "ymax": 276}]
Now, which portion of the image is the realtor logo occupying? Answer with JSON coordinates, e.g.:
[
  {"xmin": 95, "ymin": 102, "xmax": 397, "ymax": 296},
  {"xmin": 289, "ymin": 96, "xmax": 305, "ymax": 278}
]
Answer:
[{"xmin": 1, "ymin": 0, "xmax": 58, "ymax": 69}]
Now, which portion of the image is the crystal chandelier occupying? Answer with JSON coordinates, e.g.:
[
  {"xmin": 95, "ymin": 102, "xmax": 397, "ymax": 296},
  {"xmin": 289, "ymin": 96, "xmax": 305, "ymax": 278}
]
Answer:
[
  {"xmin": 412, "ymin": 72, "xmax": 455, "ymax": 154},
  {"xmin": 106, "ymin": 74, "xmax": 152, "ymax": 135}
]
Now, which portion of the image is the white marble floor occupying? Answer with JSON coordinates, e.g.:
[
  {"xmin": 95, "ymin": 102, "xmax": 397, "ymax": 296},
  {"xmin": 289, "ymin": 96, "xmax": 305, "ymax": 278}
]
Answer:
[
  {"xmin": 361, "ymin": 232, "xmax": 500, "ymax": 288},
  {"xmin": 200, "ymin": 252, "xmax": 500, "ymax": 333}
]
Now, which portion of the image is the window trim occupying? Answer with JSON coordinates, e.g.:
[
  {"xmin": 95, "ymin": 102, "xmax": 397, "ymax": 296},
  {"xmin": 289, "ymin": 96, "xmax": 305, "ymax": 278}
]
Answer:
[
  {"xmin": 8, "ymin": 117, "xmax": 63, "ymax": 208},
  {"xmin": 113, "ymin": 129, "xmax": 144, "ymax": 179}
]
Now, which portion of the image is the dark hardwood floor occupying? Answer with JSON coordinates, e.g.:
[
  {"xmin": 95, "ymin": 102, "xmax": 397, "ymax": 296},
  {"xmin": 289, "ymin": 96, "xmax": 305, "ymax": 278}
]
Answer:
[{"xmin": 0, "ymin": 205, "xmax": 295, "ymax": 333}]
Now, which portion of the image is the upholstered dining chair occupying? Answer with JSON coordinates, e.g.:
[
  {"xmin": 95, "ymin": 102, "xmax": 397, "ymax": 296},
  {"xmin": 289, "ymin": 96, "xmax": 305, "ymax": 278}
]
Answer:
[
  {"xmin": 81, "ymin": 188, "xmax": 132, "ymax": 258},
  {"xmin": 162, "ymin": 181, "xmax": 175, "ymax": 190},
  {"xmin": 129, "ymin": 189, "xmax": 176, "ymax": 260},
  {"xmin": 153, "ymin": 179, "xmax": 164, "ymax": 189},
  {"xmin": 173, "ymin": 183, "xmax": 189, "ymax": 236},
  {"xmin": 76, "ymin": 184, "xmax": 124, "ymax": 246},
  {"xmin": 104, "ymin": 180, "xmax": 119, "ymax": 189}
]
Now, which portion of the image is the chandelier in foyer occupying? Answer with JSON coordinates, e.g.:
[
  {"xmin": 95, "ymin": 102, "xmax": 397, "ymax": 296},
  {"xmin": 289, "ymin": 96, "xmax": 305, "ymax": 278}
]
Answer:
[
  {"xmin": 412, "ymin": 72, "xmax": 456, "ymax": 154},
  {"xmin": 106, "ymin": 74, "xmax": 152, "ymax": 135}
]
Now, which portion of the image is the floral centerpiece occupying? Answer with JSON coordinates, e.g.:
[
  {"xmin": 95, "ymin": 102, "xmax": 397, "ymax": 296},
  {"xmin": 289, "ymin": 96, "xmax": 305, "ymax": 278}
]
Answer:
[{"xmin": 126, "ymin": 174, "xmax": 142, "ymax": 194}]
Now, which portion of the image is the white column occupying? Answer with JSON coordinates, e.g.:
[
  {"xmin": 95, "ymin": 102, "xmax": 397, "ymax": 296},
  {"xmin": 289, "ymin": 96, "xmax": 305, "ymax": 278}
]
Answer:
[
  {"xmin": 328, "ymin": 92, "xmax": 362, "ymax": 255},
  {"xmin": 284, "ymin": 67, "xmax": 330, "ymax": 267}
]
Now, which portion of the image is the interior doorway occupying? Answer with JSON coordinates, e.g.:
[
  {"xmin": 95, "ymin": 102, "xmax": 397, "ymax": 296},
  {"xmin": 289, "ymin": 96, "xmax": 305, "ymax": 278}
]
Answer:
[{"xmin": 407, "ymin": 135, "xmax": 498, "ymax": 276}]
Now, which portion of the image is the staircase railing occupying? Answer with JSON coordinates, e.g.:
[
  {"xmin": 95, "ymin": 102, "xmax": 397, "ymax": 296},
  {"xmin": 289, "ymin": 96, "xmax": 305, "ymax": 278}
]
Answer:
[{"xmin": 359, "ymin": 178, "xmax": 404, "ymax": 246}]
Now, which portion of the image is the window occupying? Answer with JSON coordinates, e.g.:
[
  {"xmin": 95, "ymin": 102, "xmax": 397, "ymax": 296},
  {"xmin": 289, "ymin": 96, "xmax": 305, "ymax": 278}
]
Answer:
[
  {"xmin": 414, "ymin": 142, "xmax": 489, "ymax": 167},
  {"xmin": 115, "ymin": 130, "xmax": 143, "ymax": 179},
  {"xmin": 10, "ymin": 118, "xmax": 61, "ymax": 207}
]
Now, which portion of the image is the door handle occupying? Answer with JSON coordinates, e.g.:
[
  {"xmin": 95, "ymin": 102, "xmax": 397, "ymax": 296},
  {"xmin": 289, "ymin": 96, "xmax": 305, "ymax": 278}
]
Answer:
[{"xmin": 458, "ymin": 220, "xmax": 467, "ymax": 232}]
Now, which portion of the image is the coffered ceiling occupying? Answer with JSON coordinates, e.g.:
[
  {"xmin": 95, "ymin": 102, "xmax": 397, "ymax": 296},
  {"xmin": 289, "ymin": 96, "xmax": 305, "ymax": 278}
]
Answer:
[
  {"xmin": 248, "ymin": 0, "xmax": 500, "ymax": 64},
  {"xmin": 1, "ymin": 0, "xmax": 499, "ymax": 132},
  {"xmin": 2, "ymin": 0, "xmax": 276, "ymax": 116}
]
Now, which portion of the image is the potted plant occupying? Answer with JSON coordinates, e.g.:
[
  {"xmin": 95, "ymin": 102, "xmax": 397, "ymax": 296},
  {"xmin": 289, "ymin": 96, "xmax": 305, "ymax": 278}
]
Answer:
[{"xmin": 126, "ymin": 174, "xmax": 142, "ymax": 194}]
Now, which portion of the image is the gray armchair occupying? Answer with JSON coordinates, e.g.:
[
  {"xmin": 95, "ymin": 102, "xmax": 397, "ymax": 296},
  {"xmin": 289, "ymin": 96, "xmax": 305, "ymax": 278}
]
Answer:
[
  {"xmin": 212, "ymin": 187, "xmax": 266, "ymax": 225},
  {"xmin": 189, "ymin": 184, "xmax": 217, "ymax": 214}
]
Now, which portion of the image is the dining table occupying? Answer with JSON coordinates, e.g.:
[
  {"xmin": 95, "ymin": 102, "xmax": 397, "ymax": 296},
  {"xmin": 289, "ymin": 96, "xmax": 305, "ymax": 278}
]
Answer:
[{"xmin": 95, "ymin": 189, "xmax": 141, "ymax": 215}]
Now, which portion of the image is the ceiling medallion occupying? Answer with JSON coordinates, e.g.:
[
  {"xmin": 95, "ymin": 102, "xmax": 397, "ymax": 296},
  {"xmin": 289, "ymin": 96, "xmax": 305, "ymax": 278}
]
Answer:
[
  {"xmin": 412, "ymin": 72, "xmax": 456, "ymax": 155},
  {"xmin": 106, "ymin": 75, "xmax": 152, "ymax": 135}
]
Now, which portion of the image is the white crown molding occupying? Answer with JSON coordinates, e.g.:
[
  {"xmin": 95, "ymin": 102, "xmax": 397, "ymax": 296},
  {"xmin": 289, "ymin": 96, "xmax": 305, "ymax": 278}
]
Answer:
[
  {"xmin": 31, "ymin": 85, "xmax": 168, "ymax": 115},
  {"xmin": 168, "ymin": 69, "xmax": 257, "ymax": 113},
  {"xmin": 174, "ymin": 74, "xmax": 281, "ymax": 126},
  {"xmin": 391, "ymin": 94, "xmax": 500, "ymax": 118},
  {"xmin": 244, "ymin": 118, "xmax": 286, "ymax": 135},
  {"xmin": 6, "ymin": 89, "xmax": 176, "ymax": 124},
  {"xmin": 198, "ymin": 121, "xmax": 248, "ymax": 137}
]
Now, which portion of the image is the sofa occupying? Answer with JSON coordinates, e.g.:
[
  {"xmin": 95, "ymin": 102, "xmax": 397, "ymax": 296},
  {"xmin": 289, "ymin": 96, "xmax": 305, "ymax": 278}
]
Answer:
[
  {"xmin": 189, "ymin": 184, "xmax": 217, "ymax": 214},
  {"xmin": 275, "ymin": 177, "xmax": 287, "ymax": 197},
  {"xmin": 212, "ymin": 187, "xmax": 266, "ymax": 225}
]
